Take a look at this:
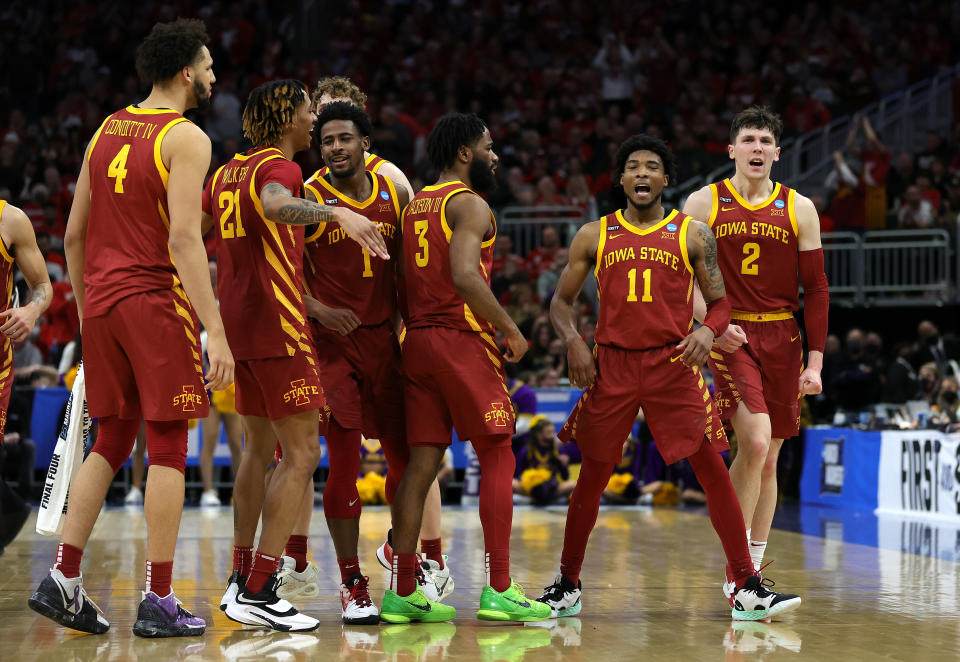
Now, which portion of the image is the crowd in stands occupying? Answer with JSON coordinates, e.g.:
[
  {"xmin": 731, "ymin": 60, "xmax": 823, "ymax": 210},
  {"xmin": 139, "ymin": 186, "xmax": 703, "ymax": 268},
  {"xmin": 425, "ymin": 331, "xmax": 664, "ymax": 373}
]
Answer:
[{"xmin": 1, "ymin": 1, "xmax": 959, "ymax": 507}]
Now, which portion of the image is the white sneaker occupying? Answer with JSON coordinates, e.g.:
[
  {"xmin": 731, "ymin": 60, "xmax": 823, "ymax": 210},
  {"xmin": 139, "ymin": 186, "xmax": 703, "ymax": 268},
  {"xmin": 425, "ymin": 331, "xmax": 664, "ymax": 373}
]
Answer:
[
  {"xmin": 219, "ymin": 571, "xmax": 244, "ymax": 611},
  {"xmin": 221, "ymin": 630, "xmax": 319, "ymax": 660},
  {"xmin": 376, "ymin": 539, "xmax": 392, "ymax": 570},
  {"xmin": 225, "ymin": 573, "xmax": 319, "ymax": 631},
  {"xmin": 124, "ymin": 486, "xmax": 144, "ymax": 505},
  {"xmin": 340, "ymin": 575, "xmax": 379, "ymax": 624},
  {"xmin": 276, "ymin": 556, "xmax": 320, "ymax": 600},
  {"xmin": 421, "ymin": 556, "xmax": 454, "ymax": 601},
  {"xmin": 536, "ymin": 573, "xmax": 582, "ymax": 617},
  {"xmin": 200, "ymin": 490, "xmax": 221, "ymax": 507},
  {"xmin": 415, "ymin": 561, "xmax": 441, "ymax": 602},
  {"xmin": 28, "ymin": 569, "xmax": 110, "ymax": 634},
  {"xmin": 731, "ymin": 575, "xmax": 802, "ymax": 621}
]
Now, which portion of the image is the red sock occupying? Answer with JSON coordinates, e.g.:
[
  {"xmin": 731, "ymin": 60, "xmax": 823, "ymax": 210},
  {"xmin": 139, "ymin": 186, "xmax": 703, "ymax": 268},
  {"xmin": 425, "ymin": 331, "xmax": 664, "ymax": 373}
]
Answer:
[
  {"xmin": 145, "ymin": 560, "xmax": 173, "ymax": 597},
  {"xmin": 54, "ymin": 542, "xmax": 83, "ymax": 579},
  {"xmin": 392, "ymin": 552, "xmax": 418, "ymax": 597},
  {"xmin": 559, "ymin": 456, "xmax": 615, "ymax": 585},
  {"xmin": 246, "ymin": 552, "xmax": 280, "ymax": 595},
  {"xmin": 475, "ymin": 439, "xmax": 515, "ymax": 592},
  {"xmin": 338, "ymin": 557, "xmax": 361, "ymax": 583},
  {"xmin": 686, "ymin": 442, "xmax": 754, "ymax": 588},
  {"xmin": 286, "ymin": 535, "xmax": 309, "ymax": 573},
  {"xmin": 233, "ymin": 545, "xmax": 253, "ymax": 577},
  {"xmin": 420, "ymin": 537, "xmax": 443, "ymax": 569}
]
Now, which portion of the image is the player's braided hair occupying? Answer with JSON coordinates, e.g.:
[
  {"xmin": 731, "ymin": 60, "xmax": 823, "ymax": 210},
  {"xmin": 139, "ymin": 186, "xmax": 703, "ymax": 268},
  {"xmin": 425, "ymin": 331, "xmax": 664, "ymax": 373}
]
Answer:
[
  {"xmin": 427, "ymin": 113, "xmax": 487, "ymax": 172},
  {"xmin": 315, "ymin": 101, "xmax": 373, "ymax": 138},
  {"xmin": 311, "ymin": 76, "xmax": 367, "ymax": 111},
  {"xmin": 135, "ymin": 18, "xmax": 210, "ymax": 85},
  {"xmin": 730, "ymin": 105, "xmax": 784, "ymax": 146},
  {"xmin": 614, "ymin": 134, "xmax": 677, "ymax": 184},
  {"xmin": 242, "ymin": 80, "xmax": 307, "ymax": 147}
]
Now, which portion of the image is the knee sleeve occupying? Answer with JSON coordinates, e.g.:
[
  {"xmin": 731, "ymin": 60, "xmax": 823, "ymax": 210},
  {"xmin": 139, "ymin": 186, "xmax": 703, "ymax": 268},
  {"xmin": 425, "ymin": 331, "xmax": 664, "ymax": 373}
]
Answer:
[
  {"xmin": 91, "ymin": 416, "xmax": 142, "ymax": 473},
  {"xmin": 144, "ymin": 419, "xmax": 189, "ymax": 473},
  {"xmin": 323, "ymin": 418, "xmax": 362, "ymax": 519}
]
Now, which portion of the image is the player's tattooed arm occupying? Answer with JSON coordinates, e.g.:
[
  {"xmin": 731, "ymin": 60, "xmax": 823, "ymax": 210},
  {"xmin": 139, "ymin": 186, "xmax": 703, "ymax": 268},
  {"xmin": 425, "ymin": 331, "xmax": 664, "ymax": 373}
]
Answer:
[
  {"xmin": 0, "ymin": 203, "xmax": 53, "ymax": 342},
  {"xmin": 262, "ymin": 182, "xmax": 334, "ymax": 225},
  {"xmin": 690, "ymin": 221, "xmax": 725, "ymax": 302}
]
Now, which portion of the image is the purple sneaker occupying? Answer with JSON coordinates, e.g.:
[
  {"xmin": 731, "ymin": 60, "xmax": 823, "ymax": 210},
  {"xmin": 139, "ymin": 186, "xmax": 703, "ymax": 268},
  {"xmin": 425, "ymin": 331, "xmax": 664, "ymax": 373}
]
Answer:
[{"xmin": 133, "ymin": 591, "xmax": 205, "ymax": 638}]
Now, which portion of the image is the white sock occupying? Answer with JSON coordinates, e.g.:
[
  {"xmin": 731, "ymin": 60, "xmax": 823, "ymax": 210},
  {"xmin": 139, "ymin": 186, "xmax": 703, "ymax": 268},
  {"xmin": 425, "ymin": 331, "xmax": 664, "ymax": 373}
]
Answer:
[{"xmin": 749, "ymin": 539, "xmax": 767, "ymax": 571}]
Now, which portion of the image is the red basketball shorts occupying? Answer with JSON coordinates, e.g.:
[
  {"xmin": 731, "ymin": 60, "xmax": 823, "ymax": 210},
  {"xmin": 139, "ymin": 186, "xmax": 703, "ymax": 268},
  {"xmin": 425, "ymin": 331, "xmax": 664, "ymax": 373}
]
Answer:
[
  {"xmin": 0, "ymin": 339, "xmax": 13, "ymax": 441},
  {"xmin": 235, "ymin": 350, "xmax": 328, "ymax": 426},
  {"xmin": 311, "ymin": 320, "xmax": 405, "ymax": 442},
  {"xmin": 709, "ymin": 316, "xmax": 803, "ymax": 440},
  {"xmin": 560, "ymin": 344, "xmax": 728, "ymax": 465},
  {"xmin": 82, "ymin": 289, "xmax": 208, "ymax": 421},
  {"xmin": 402, "ymin": 326, "xmax": 514, "ymax": 447}
]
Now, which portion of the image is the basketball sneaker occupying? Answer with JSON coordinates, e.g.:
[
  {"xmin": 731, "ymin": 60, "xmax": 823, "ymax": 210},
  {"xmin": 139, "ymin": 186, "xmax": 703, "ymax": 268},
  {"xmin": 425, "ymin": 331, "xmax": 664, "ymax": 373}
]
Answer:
[
  {"xmin": 28, "ymin": 569, "xmax": 110, "ymax": 634},
  {"xmin": 731, "ymin": 575, "xmax": 802, "ymax": 621},
  {"xmin": 536, "ymin": 574, "xmax": 582, "ymax": 617},
  {"xmin": 376, "ymin": 537, "xmax": 393, "ymax": 570},
  {"xmin": 340, "ymin": 574, "xmax": 379, "ymax": 625},
  {"xmin": 422, "ymin": 556, "xmax": 455, "ymax": 601},
  {"xmin": 225, "ymin": 573, "xmax": 319, "ymax": 631},
  {"xmin": 276, "ymin": 556, "xmax": 320, "ymax": 600},
  {"xmin": 477, "ymin": 627, "xmax": 552, "ymax": 662},
  {"xmin": 219, "ymin": 570, "xmax": 245, "ymax": 611},
  {"xmin": 199, "ymin": 490, "xmax": 221, "ymax": 507},
  {"xmin": 124, "ymin": 486, "xmax": 144, "ymax": 506},
  {"xmin": 380, "ymin": 585, "xmax": 456, "ymax": 623},
  {"xmin": 722, "ymin": 565, "xmax": 737, "ymax": 606},
  {"xmin": 477, "ymin": 581, "xmax": 552, "ymax": 622},
  {"xmin": 132, "ymin": 590, "xmax": 205, "ymax": 638}
]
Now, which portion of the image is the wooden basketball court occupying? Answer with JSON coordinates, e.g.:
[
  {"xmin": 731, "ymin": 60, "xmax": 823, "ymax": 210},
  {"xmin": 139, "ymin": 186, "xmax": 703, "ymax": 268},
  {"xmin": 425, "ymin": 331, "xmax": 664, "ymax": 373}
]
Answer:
[{"xmin": 1, "ymin": 505, "xmax": 957, "ymax": 660}]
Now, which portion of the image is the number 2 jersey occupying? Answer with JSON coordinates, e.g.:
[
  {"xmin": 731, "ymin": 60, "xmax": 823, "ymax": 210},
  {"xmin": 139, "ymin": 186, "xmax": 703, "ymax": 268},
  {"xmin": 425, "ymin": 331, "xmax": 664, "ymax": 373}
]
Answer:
[
  {"xmin": 202, "ymin": 147, "xmax": 311, "ymax": 361},
  {"xmin": 594, "ymin": 209, "xmax": 697, "ymax": 351},
  {"xmin": 707, "ymin": 179, "xmax": 800, "ymax": 313}
]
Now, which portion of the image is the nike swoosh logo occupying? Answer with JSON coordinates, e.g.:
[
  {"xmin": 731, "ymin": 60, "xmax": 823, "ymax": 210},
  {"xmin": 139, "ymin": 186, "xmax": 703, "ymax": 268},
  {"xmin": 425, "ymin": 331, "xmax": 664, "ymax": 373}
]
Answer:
[
  {"xmin": 670, "ymin": 355, "xmax": 683, "ymax": 362},
  {"xmin": 790, "ymin": 334, "xmax": 801, "ymax": 342},
  {"xmin": 721, "ymin": 206, "xmax": 737, "ymax": 212},
  {"xmin": 408, "ymin": 600, "xmax": 432, "ymax": 611},
  {"xmin": 348, "ymin": 498, "xmax": 359, "ymax": 506},
  {"xmin": 608, "ymin": 233, "xmax": 623, "ymax": 239},
  {"xmin": 505, "ymin": 597, "xmax": 531, "ymax": 608}
]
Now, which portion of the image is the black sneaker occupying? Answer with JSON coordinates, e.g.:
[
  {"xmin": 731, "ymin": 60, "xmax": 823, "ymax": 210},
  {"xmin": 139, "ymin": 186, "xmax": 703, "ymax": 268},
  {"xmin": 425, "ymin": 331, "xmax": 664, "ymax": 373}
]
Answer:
[
  {"xmin": 536, "ymin": 573, "xmax": 582, "ymax": 617},
  {"xmin": 224, "ymin": 573, "xmax": 319, "ymax": 631},
  {"xmin": 28, "ymin": 569, "xmax": 110, "ymax": 634},
  {"xmin": 731, "ymin": 575, "xmax": 802, "ymax": 621},
  {"xmin": 132, "ymin": 590, "xmax": 205, "ymax": 638}
]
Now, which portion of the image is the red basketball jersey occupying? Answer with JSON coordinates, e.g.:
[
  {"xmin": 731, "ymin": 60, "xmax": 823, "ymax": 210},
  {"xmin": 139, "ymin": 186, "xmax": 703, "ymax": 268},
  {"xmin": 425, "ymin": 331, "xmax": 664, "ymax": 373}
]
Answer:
[
  {"xmin": 399, "ymin": 181, "xmax": 496, "ymax": 335},
  {"xmin": 305, "ymin": 152, "xmax": 390, "ymax": 186},
  {"xmin": 0, "ymin": 200, "xmax": 15, "ymax": 381},
  {"xmin": 203, "ymin": 147, "xmax": 310, "ymax": 361},
  {"xmin": 594, "ymin": 209, "xmax": 696, "ymax": 350},
  {"xmin": 83, "ymin": 106, "xmax": 191, "ymax": 318},
  {"xmin": 302, "ymin": 172, "xmax": 402, "ymax": 326},
  {"xmin": 707, "ymin": 179, "xmax": 800, "ymax": 312}
]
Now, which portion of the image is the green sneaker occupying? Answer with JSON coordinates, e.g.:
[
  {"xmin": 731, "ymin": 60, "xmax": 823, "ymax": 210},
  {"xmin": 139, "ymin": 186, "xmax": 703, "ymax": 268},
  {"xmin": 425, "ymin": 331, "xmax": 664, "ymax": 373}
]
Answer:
[
  {"xmin": 380, "ymin": 586, "xmax": 456, "ymax": 623},
  {"xmin": 477, "ymin": 581, "xmax": 552, "ymax": 622}
]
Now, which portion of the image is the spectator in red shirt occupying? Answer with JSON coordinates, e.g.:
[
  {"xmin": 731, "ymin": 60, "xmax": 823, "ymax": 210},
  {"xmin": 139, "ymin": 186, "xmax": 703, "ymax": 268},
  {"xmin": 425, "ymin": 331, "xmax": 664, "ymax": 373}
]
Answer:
[{"xmin": 525, "ymin": 225, "xmax": 562, "ymax": 280}]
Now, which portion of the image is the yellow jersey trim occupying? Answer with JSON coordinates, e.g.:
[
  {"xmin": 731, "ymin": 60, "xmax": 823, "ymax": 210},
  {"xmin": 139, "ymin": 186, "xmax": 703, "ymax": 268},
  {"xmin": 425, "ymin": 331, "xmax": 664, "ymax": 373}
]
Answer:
[
  {"xmin": 730, "ymin": 308, "xmax": 793, "ymax": 322},
  {"xmin": 153, "ymin": 117, "xmax": 190, "ymax": 189},
  {"xmin": 249, "ymin": 153, "xmax": 302, "ymax": 303},
  {"xmin": 439, "ymin": 187, "xmax": 472, "ymax": 242},
  {"xmin": 481, "ymin": 209, "xmax": 497, "ymax": 249},
  {"xmin": 677, "ymin": 216, "xmax": 694, "ymax": 275},
  {"xmin": 618, "ymin": 208, "xmax": 679, "ymax": 236},
  {"xmin": 384, "ymin": 176, "xmax": 401, "ymax": 219},
  {"xmin": 0, "ymin": 201, "xmax": 12, "ymax": 264},
  {"xmin": 311, "ymin": 171, "xmax": 380, "ymax": 209},
  {"xmin": 86, "ymin": 116, "xmax": 111, "ymax": 161},
  {"xmin": 707, "ymin": 183, "xmax": 719, "ymax": 228},
  {"xmin": 125, "ymin": 105, "xmax": 180, "ymax": 116},
  {"xmin": 302, "ymin": 182, "xmax": 327, "ymax": 243},
  {"xmin": 724, "ymin": 178, "xmax": 782, "ymax": 211},
  {"xmin": 787, "ymin": 188, "xmax": 799, "ymax": 237},
  {"xmin": 594, "ymin": 216, "xmax": 608, "ymax": 279}
]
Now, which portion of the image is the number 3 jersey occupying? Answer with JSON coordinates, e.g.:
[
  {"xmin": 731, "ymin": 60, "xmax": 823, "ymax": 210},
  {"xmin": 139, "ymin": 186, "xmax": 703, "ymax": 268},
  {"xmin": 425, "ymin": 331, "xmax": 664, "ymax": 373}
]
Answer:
[
  {"xmin": 203, "ymin": 147, "xmax": 309, "ymax": 360},
  {"xmin": 302, "ymin": 172, "xmax": 402, "ymax": 326},
  {"xmin": 83, "ymin": 106, "xmax": 192, "ymax": 318},
  {"xmin": 707, "ymin": 179, "xmax": 800, "ymax": 313},
  {"xmin": 594, "ymin": 209, "xmax": 696, "ymax": 351}
]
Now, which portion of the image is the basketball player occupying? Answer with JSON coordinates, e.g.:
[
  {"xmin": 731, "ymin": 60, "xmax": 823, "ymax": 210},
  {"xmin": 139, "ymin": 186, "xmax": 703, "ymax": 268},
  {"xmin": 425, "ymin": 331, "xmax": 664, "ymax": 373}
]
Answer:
[
  {"xmin": 28, "ymin": 19, "xmax": 233, "ymax": 637},
  {"xmin": 381, "ymin": 113, "xmax": 551, "ymax": 623},
  {"xmin": 683, "ymin": 107, "xmax": 828, "ymax": 597},
  {"xmin": 536, "ymin": 135, "xmax": 801, "ymax": 622},
  {"xmin": 0, "ymin": 201, "xmax": 52, "ymax": 549},
  {"xmin": 207, "ymin": 80, "xmax": 386, "ymax": 632}
]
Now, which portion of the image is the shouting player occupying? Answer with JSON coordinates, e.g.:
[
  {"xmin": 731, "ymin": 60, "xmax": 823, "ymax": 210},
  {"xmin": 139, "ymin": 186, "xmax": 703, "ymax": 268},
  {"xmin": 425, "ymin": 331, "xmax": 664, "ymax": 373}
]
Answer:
[
  {"xmin": 536, "ymin": 135, "xmax": 801, "ymax": 622},
  {"xmin": 683, "ymin": 107, "xmax": 828, "ymax": 597},
  {"xmin": 207, "ymin": 80, "xmax": 386, "ymax": 631},
  {"xmin": 29, "ymin": 19, "xmax": 232, "ymax": 637},
  {"xmin": 382, "ymin": 113, "xmax": 551, "ymax": 624}
]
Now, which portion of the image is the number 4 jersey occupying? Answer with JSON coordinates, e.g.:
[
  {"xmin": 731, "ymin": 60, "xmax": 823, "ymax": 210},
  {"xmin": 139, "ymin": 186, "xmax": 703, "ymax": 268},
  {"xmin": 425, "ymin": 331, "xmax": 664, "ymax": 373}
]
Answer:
[
  {"xmin": 203, "ymin": 147, "xmax": 310, "ymax": 360},
  {"xmin": 707, "ymin": 179, "xmax": 800, "ymax": 313}
]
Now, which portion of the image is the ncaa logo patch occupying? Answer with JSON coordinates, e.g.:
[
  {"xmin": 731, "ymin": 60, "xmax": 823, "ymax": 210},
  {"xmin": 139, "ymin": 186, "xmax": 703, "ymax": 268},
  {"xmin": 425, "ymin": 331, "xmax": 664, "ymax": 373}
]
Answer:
[
  {"xmin": 774, "ymin": 199, "xmax": 785, "ymax": 208},
  {"xmin": 666, "ymin": 223, "xmax": 677, "ymax": 232},
  {"xmin": 380, "ymin": 190, "xmax": 390, "ymax": 201}
]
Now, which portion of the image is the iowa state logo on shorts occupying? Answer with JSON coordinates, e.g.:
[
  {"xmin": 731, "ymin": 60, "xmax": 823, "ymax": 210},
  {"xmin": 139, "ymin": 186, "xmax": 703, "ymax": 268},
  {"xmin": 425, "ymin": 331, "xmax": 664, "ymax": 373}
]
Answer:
[
  {"xmin": 483, "ymin": 401, "xmax": 513, "ymax": 427},
  {"xmin": 283, "ymin": 379, "xmax": 320, "ymax": 406},
  {"xmin": 173, "ymin": 385, "xmax": 203, "ymax": 412}
]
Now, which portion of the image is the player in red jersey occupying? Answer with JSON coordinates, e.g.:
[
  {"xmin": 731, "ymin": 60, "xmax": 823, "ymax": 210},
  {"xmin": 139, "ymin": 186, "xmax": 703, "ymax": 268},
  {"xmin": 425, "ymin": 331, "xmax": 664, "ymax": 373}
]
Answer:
[
  {"xmin": 28, "ymin": 19, "xmax": 233, "ymax": 638},
  {"xmin": 296, "ymin": 101, "xmax": 410, "ymax": 623},
  {"xmin": 0, "ymin": 201, "xmax": 52, "ymax": 550},
  {"xmin": 683, "ymin": 106, "xmax": 828, "ymax": 597},
  {"xmin": 536, "ymin": 135, "xmax": 801, "ymax": 622},
  {"xmin": 380, "ymin": 113, "xmax": 550, "ymax": 624},
  {"xmin": 207, "ymin": 80, "xmax": 386, "ymax": 632}
]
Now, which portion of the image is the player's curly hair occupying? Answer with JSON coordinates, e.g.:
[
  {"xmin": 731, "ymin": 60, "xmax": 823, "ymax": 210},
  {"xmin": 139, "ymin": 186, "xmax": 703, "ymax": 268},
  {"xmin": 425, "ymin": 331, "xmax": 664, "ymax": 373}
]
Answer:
[
  {"xmin": 614, "ymin": 134, "xmax": 677, "ymax": 184},
  {"xmin": 242, "ymin": 80, "xmax": 307, "ymax": 147},
  {"xmin": 427, "ymin": 113, "xmax": 487, "ymax": 172},
  {"xmin": 730, "ymin": 105, "xmax": 784, "ymax": 146},
  {"xmin": 315, "ymin": 101, "xmax": 373, "ymax": 138},
  {"xmin": 135, "ymin": 18, "xmax": 210, "ymax": 85},
  {"xmin": 311, "ymin": 76, "xmax": 367, "ymax": 112}
]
